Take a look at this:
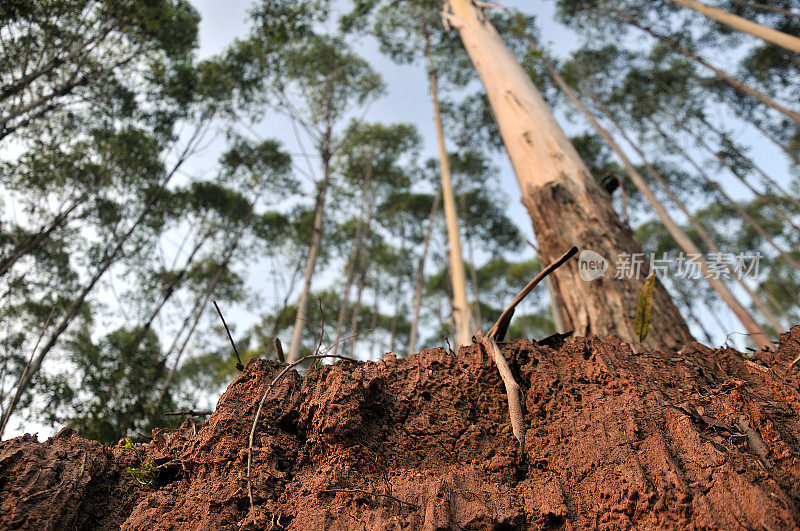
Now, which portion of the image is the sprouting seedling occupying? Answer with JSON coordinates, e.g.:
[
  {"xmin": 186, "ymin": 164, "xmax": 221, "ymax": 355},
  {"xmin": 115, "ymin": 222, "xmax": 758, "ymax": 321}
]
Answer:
[
  {"xmin": 634, "ymin": 272, "xmax": 657, "ymax": 344},
  {"xmin": 122, "ymin": 438, "xmax": 159, "ymax": 487}
]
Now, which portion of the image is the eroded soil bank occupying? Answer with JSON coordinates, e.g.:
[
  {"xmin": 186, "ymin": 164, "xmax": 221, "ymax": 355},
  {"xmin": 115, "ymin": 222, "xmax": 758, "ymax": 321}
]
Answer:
[{"xmin": 3, "ymin": 329, "xmax": 800, "ymax": 529}]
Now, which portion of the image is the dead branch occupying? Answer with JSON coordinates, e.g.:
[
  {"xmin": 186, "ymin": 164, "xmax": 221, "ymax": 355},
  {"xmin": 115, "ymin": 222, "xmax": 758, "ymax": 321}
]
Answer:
[
  {"xmin": 487, "ymin": 246, "xmax": 578, "ymax": 341},
  {"xmin": 481, "ymin": 336, "xmax": 525, "ymax": 452},
  {"xmin": 213, "ymin": 300, "xmax": 244, "ymax": 371},
  {"xmin": 274, "ymin": 337, "xmax": 285, "ymax": 363},
  {"xmin": 163, "ymin": 409, "xmax": 212, "ymax": 417}
]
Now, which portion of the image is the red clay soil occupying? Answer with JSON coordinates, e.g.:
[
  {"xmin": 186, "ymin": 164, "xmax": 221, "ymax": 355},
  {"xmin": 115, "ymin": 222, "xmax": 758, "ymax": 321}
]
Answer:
[{"xmin": 4, "ymin": 328, "xmax": 800, "ymax": 529}]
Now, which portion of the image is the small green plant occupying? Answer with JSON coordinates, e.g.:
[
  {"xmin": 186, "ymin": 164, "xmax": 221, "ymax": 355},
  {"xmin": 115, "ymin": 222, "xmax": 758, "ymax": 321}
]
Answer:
[
  {"xmin": 122, "ymin": 438, "xmax": 159, "ymax": 487},
  {"xmin": 634, "ymin": 272, "xmax": 657, "ymax": 344}
]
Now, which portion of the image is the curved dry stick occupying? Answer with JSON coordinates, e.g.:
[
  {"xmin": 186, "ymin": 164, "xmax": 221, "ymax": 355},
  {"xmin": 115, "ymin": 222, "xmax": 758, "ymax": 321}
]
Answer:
[
  {"xmin": 487, "ymin": 246, "xmax": 578, "ymax": 341},
  {"xmin": 481, "ymin": 336, "xmax": 525, "ymax": 453},
  {"xmin": 246, "ymin": 352, "xmax": 358, "ymax": 524}
]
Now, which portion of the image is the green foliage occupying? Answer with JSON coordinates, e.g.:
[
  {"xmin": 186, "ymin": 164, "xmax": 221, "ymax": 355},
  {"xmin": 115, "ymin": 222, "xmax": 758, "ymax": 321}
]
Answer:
[{"xmin": 122, "ymin": 438, "xmax": 159, "ymax": 487}]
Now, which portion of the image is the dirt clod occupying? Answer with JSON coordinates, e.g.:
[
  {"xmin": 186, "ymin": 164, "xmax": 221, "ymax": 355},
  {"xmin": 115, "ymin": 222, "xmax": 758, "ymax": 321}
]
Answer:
[{"xmin": 4, "ymin": 329, "xmax": 800, "ymax": 529}]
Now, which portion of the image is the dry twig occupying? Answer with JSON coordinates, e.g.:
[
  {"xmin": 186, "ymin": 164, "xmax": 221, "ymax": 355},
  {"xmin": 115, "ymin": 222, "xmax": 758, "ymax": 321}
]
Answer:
[
  {"xmin": 246, "ymin": 342, "xmax": 360, "ymax": 524},
  {"xmin": 163, "ymin": 409, "xmax": 212, "ymax": 417},
  {"xmin": 481, "ymin": 336, "xmax": 525, "ymax": 453},
  {"xmin": 213, "ymin": 300, "xmax": 243, "ymax": 371},
  {"xmin": 487, "ymin": 246, "xmax": 578, "ymax": 341}
]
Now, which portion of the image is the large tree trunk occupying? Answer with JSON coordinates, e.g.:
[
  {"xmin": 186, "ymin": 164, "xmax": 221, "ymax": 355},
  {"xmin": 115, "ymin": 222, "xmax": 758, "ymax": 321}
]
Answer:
[
  {"xmin": 619, "ymin": 14, "xmax": 800, "ymax": 127},
  {"xmin": 669, "ymin": 0, "xmax": 800, "ymax": 53},
  {"xmin": 409, "ymin": 190, "xmax": 441, "ymax": 356},
  {"xmin": 286, "ymin": 152, "xmax": 332, "ymax": 363},
  {"xmin": 423, "ymin": 25, "xmax": 473, "ymax": 347},
  {"xmin": 445, "ymin": 1, "xmax": 693, "ymax": 350}
]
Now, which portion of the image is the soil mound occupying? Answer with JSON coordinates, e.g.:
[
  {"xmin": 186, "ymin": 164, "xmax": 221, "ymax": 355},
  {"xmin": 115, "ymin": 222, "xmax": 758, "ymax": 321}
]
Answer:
[{"xmin": 3, "ymin": 329, "xmax": 800, "ymax": 529}]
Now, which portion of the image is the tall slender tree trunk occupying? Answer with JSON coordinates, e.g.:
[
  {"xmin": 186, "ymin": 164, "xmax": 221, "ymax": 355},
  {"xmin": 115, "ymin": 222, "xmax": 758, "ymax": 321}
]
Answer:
[
  {"xmin": 648, "ymin": 117, "xmax": 800, "ymax": 275},
  {"xmin": 409, "ymin": 190, "xmax": 441, "ymax": 356},
  {"xmin": 348, "ymin": 260, "xmax": 369, "ymax": 358},
  {"xmin": 422, "ymin": 24, "xmax": 472, "ymax": 347},
  {"xmin": 530, "ymin": 42, "xmax": 770, "ymax": 348},
  {"xmin": 671, "ymin": 116, "xmax": 800, "ymax": 234},
  {"xmin": 333, "ymin": 156, "xmax": 375, "ymax": 353},
  {"xmin": 388, "ymin": 222, "xmax": 406, "ymax": 352},
  {"xmin": 0, "ymin": 172, "xmax": 175, "ymax": 436},
  {"xmin": 0, "ymin": 193, "xmax": 86, "ymax": 277},
  {"xmin": 669, "ymin": 0, "xmax": 800, "ymax": 53},
  {"xmin": 619, "ymin": 13, "xmax": 800, "ymax": 126},
  {"xmin": 586, "ymin": 92, "xmax": 785, "ymax": 335},
  {"xmin": 672, "ymin": 280, "xmax": 715, "ymax": 344},
  {"xmin": 287, "ymin": 148, "xmax": 332, "ymax": 363},
  {"xmin": 728, "ymin": 0, "xmax": 800, "ymax": 20},
  {"xmin": 445, "ymin": 3, "xmax": 692, "ymax": 350}
]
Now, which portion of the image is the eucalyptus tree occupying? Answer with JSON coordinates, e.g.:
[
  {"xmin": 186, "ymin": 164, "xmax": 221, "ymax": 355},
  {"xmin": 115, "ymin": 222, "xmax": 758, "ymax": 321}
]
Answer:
[
  {"xmin": 440, "ymin": 3, "xmax": 692, "ymax": 349},
  {"xmin": 668, "ymin": 0, "xmax": 800, "ymax": 53},
  {"xmin": 342, "ymin": 0, "xmax": 484, "ymax": 347},
  {"xmin": 329, "ymin": 121, "xmax": 420, "ymax": 352},
  {"xmin": 279, "ymin": 35, "xmax": 385, "ymax": 364},
  {"xmin": 540, "ymin": 41, "xmax": 778, "ymax": 346},
  {"xmin": 0, "ymin": 0, "xmax": 201, "ymax": 142},
  {"xmin": 554, "ymin": 0, "xmax": 800, "ymax": 127}
]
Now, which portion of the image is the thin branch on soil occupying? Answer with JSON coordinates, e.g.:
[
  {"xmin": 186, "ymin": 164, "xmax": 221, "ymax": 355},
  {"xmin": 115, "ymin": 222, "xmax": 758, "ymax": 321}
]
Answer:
[
  {"xmin": 213, "ymin": 300, "xmax": 243, "ymax": 371},
  {"xmin": 481, "ymin": 336, "xmax": 525, "ymax": 454},
  {"xmin": 487, "ymin": 246, "xmax": 578, "ymax": 341},
  {"xmin": 246, "ymin": 346, "xmax": 360, "ymax": 525},
  {"xmin": 163, "ymin": 409, "xmax": 212, "ymax": 417},
  {"xmin": 787, "ymin": 339, "xmax": 800, "ymax": 369},
  {"xmin": 322, "ymin": 488, "xmax": 419, "ymax": 509}
]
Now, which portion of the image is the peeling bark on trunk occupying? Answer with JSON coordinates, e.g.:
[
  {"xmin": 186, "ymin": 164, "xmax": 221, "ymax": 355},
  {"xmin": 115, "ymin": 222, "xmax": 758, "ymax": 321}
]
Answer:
[{"xmin": 445, "ymin": 1, "xmax": 693, "ymax": 350}]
